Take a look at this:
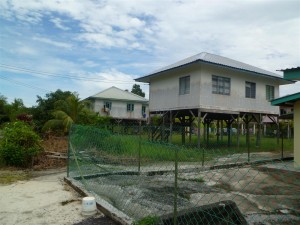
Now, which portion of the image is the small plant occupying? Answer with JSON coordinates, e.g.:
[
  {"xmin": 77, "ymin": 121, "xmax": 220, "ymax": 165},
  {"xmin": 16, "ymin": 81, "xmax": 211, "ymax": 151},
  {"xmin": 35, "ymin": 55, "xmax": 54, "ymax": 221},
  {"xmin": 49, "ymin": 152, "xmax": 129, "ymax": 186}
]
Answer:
[
  {"xmin": 132, "ymin": 216, "xmax": 160, "ymax": 225},
  {"xmin": 0, "ymin": 121, "xmax": 43, "ymax": 167}
]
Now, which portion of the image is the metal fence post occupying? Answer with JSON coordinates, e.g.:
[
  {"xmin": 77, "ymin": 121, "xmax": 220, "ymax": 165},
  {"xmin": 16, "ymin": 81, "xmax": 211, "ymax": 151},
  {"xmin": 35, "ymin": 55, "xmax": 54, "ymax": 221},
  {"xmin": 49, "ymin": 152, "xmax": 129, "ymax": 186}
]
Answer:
[
  {"xmin": 173, "ymin": 146, "xmax": 178, "ymax": 225},
  {"xmin": 138, "ymin": 122, "xmax": 141, "ymax": 173},
  {"xmin": 67, "ymin": 125, "xmax": 72, "ymax": 178}
]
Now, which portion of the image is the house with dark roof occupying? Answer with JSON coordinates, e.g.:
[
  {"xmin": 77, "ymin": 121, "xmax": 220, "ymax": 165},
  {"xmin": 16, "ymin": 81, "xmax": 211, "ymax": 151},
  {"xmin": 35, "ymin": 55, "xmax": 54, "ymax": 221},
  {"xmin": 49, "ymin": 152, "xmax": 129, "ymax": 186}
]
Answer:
[
  {"xmin": 87, "ymin": 86, "xmax": 149, "ymax": 123},
  {"xmin": 136, "ymin": 52, "xmax": 294, "ymax": 146}
]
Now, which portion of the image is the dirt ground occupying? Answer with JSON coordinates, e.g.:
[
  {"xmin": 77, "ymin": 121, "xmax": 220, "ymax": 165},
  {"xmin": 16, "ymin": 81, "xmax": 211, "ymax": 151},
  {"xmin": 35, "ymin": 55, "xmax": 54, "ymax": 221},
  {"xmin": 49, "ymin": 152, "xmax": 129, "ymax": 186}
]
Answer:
[
  {"xmin": 0, "ymin": 136, "xmax": 119, "ymax": 225},
  {"xmin": 0, "ymin": 168, "xmax": 119, "ymax": 225}
]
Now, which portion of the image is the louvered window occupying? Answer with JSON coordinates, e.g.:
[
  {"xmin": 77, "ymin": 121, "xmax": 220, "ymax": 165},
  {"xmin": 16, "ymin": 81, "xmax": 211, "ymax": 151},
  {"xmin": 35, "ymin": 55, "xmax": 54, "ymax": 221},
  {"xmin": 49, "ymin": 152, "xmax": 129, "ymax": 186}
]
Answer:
[
  {"xmin": 179, "ymin": 76, "xmax": 190, "ymax": 95},
  {"xmin": 245, "ymin": 82, "xmax": 256, "ymax": 98},
  {"xmin": 266, "ymin": 85, "xmax": 274, "ymax": 101},
  {"xmin": 212, "ymin": 75, "xmax": 230, "ymax": 95}
]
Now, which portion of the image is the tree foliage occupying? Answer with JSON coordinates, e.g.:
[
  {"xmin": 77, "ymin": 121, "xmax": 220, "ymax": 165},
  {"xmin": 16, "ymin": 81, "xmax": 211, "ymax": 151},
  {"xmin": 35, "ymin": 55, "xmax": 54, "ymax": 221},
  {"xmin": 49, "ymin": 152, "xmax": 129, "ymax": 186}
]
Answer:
[
  {"xmin": 30, "ymin": 89, "xmax": 73, "ymax": 131},
  {"xmin": 0, "ymin": 94, "xmax": 9, "ymax": 124},
  {"xmin": 131, "ymin": 84, "xmax": 145, "ymax": 97},
  {"xmin": 0, "ymin": 121, "xmax": 43, "ymax": 167},
  {"xmin": 0, "ymin": 95, "xmax": 28, "ymax": 125},
  {"xmin": 42, "ymin": 94, "xmax": 97, "ymax": 133}
]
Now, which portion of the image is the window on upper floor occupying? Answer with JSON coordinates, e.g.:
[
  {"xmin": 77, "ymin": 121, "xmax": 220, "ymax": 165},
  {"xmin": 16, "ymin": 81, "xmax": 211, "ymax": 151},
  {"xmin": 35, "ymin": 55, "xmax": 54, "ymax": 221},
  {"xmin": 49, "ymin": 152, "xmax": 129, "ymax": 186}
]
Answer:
[
  {"xmin": 179, "ymin": 76, "xmax": 190, "ymax": 95},
  {"xmin": 266, "ymin": 85, "xmax": 275, "ymax": 101},
  {"xmin": 245, "ymin": 81, "xmax": 256, "ymax": 98},
  {"xmin": 212, "ymin": 75, "xmax": 231, "ymax": 95},
  {"xmin": 127, "ymin": 103, "xmax": 134, "ymax": 112}
]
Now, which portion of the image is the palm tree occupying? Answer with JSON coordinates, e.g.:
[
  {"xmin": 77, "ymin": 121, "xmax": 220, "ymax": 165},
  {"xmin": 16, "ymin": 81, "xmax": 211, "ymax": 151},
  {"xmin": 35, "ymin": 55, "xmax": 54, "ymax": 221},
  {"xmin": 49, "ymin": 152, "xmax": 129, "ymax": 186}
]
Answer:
[{"xmin": 43, "ymin": 94, "xmax": 94, "ymax": 133}]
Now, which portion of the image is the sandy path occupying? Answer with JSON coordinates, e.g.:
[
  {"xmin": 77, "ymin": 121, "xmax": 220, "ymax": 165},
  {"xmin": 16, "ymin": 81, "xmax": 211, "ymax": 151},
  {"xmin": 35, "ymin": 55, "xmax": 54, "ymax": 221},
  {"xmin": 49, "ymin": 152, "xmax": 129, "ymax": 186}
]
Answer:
[{"xmin": 0, "ymin": 169, "xmax": 103, "ymax": 225}]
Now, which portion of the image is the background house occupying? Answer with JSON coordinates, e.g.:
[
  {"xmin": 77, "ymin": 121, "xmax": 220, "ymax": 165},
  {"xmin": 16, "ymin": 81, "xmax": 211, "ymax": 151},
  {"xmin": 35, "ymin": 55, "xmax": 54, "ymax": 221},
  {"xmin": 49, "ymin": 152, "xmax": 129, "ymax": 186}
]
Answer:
[
  {"xmin": 136, "ymin": 52, "xmax": 293, "ymax": 146},
  {"xmin": 87, "ymin": 86, "xmax": 149, "ymax": 124},
  {"xmin": 272, "ymin": 67, "xmax": 300, "ymax": 168}
]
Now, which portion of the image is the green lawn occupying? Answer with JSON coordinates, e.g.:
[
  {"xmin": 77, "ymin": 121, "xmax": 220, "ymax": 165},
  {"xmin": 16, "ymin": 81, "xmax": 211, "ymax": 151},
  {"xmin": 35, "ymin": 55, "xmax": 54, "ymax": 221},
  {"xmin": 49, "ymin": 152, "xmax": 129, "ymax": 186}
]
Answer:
[{"xmin": 69, "ymin": 126, "xmax": 294, "ymax": 167}]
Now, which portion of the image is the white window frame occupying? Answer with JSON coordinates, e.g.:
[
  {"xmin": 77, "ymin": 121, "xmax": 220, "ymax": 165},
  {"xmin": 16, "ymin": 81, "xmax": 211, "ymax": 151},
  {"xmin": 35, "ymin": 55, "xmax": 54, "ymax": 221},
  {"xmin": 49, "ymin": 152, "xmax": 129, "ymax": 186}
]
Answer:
[
  {"xmin": 266, "ymin": 85, "xmax": 275, "ymax": 101},
  {"xmin": 179, "ymin": 76, "xmax": 190, "ymax": 95},
  {"xmin": 127, "ymin": 103, "xmax": 134, "ymax": 112},
  {"xmin": 245, "ymin": 81, "xmax": 256, "ymax": 99},
  {"xmin": 212, "ymin": 75, "xmax": 231, "ymax": 95}
]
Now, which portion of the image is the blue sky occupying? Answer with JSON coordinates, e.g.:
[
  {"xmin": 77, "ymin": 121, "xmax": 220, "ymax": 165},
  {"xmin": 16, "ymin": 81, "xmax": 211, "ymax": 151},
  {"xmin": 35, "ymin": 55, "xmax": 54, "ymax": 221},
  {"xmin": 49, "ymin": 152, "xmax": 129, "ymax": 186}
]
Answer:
[{"xmin": 0, "ymin": 0, "xmax": 299, "ymax": 106}]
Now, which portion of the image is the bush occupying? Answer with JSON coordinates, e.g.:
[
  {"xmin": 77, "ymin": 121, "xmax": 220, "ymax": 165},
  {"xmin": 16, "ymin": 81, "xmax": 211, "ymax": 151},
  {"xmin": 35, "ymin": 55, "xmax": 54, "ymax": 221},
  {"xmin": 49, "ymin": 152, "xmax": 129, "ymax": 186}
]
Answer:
[{"xmin": 0, "ymin": 121, "xmax": 43, "ymax": 167}]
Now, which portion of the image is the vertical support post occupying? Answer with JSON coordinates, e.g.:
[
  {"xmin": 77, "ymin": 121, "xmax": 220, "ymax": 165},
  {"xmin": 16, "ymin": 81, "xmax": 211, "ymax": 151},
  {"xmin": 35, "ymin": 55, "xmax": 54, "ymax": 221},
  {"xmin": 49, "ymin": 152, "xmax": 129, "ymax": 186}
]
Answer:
[
  {"xmin": 220, "ymin": 120, "xmax": 223, "ymax": 141},
  {"xmin": 197, "ymin": 109, "xmax": 201, "ymax": 149},
  {"xmin": 237, "ymin": 115, "xmax": 240, "ymax": 148},
  {"xmin": 203, "ymin": 122, "xmax": 206, "ymax": 142},
  {"xmin": 276, "ymin": 115, "xmax": 280, "ymax": 145},
  {"xmin": 287, "ymin": 122, "xmax": 290, "ymax": 139},
  {"xmin": 138, "ymin": 121, "xmax": 141, "ymax": 173},
  {"xmin": 189, "ymin": 117, "xmax": 192, "ymax": 145},
  {"xmin": 227, "ymin": 121, "xmax": 231, "ymax": 147},
  {"xmin": 217, "ymin": 120, "xmax": 220, "ymax": 142},
  {"xmin": 256, "ymin": 114, "xmax": 261, "ymax": 148},
  {"xmin": 162, "ymin": 115, "xmax": 165, "ymax": 142},
  {"xmin": 173, "ymin": 146, "xmax": 178, "ymax": 225},
  {"xmin": 241, "ymin": 123, "xmax": 244, "ymax": 135},
  {"xmin": 181, "ymin": 126, "xmax": 185, "ymax": 145},
  {"xmin": 67, "ymin": 129, "xmax": 71, "ymax": 178},
  {"xmin": 246, "ymin": 117, "xmax": 250, "ymax": 162},
  {"xmin": 281, "ymin": 127, "xmax": 284, "ymax": 159},
  {"xmin": 206, "ymin": 121, "xmax": 210, "ymax": 147},
  {"xmin": 170, "ymin": 111, "xmax": 173, "ymax": 144}
]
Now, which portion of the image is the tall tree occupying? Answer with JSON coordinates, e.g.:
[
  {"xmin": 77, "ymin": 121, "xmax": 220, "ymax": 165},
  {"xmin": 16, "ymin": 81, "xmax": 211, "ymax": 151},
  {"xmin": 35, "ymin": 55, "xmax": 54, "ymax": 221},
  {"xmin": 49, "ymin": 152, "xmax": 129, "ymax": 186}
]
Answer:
[
  {"xmin": 0, "ymin": 94, "xmax": 9, "ymax": 124},
  {"xmin": 31, "ymin": 89, "xmax": 73, "ymax": 131},
  {"xmin": 131, "ymin": 84, "xmax": 145, "ymax": 97}
]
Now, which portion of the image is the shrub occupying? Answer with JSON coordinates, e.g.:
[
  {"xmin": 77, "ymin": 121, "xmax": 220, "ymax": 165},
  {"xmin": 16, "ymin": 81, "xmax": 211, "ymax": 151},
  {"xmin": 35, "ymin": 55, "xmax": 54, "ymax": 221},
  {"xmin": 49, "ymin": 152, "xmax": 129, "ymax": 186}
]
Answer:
[{"xmin": 0, "ymin": 121, "xmax": 43, "ymax": 167}]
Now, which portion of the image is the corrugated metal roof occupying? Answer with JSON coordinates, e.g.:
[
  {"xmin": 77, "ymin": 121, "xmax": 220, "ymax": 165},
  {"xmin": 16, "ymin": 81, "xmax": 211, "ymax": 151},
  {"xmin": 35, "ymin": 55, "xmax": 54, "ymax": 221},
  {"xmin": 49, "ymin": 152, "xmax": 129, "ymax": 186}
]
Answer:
[
  {"xmin": 271, "ymin": 92, "xmax": 300, "ymax": 106},
  {"xmin": 89, "ymin": 86, "xmax": 148, "ymax": 102},
  {"xmin": 136, "ymin": 52, "xmax": 289, "ymax": 83}
]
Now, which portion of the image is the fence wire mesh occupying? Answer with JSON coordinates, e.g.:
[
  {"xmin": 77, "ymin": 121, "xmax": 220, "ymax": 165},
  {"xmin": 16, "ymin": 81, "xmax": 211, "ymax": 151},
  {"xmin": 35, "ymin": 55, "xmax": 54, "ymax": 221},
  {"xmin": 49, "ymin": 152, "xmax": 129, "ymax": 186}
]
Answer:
[{"xmin": 67, "ymin": 123, "xmax": 299, "ymax": 225}]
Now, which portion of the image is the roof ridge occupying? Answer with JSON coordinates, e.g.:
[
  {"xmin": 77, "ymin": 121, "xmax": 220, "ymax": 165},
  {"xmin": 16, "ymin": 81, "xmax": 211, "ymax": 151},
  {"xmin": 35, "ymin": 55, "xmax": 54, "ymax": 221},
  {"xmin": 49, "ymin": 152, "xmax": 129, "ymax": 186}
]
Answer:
[
  {"xmin": 89, "ymin": 86, "xmax": 148, "ymax": 101},
  {"xmin": 138, "ymin": 52, "xmax": 282, "ymax": 81}
]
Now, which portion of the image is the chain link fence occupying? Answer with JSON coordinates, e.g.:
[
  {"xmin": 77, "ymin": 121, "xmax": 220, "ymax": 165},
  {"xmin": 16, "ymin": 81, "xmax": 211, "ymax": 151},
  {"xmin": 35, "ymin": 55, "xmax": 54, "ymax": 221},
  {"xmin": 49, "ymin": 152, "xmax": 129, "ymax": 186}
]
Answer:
[{"xmin": 67, "ymin": 123, "xmax": 299, "ymax": 225}]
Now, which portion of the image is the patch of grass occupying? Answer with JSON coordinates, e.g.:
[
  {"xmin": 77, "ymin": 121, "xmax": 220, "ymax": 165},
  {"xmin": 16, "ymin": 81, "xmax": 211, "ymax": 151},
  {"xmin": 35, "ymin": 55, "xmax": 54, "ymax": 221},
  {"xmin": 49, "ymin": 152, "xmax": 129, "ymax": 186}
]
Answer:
[
  {"xmin": 132, "ymin": 216, "xmax": 160, "ymax": 225},
  {"xmin": 0, "ymin": 170, "xmax": 31, "ymax": 184}
]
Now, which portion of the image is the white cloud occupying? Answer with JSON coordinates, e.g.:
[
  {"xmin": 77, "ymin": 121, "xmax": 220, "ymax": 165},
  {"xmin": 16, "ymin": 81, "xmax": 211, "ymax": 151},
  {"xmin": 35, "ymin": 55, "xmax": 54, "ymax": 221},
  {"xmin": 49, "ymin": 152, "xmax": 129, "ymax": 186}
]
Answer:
[
  {"xmin": 50, "ymin": 17, "xmax": 70, "ymax": 30},
  {"xmin": 280, "ymin": 82, "xmax": 300, "ymax": 97},
  {"xmin": 32, "ymin": 37, "xmax": 72, "ymax": 49},
  {"xmin": 74, "ymin": 68, "xmax": 149, "ymax": 99},
  {"xmin": 15, "ymin": 46, "xmax": 38, "ymax": 55},
  {"xmin": 0, "ymin": 0, "xmax": 299, "ymax": 105}
]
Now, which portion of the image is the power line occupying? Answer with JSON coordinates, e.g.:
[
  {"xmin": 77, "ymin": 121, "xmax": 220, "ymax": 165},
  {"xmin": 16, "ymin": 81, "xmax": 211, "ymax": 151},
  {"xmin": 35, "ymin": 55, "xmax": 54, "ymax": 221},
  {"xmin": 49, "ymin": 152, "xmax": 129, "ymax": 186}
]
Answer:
[
  {"xmin": 0, "ymin": 75, "xmax": 50, "ymax": 93},
  {"xmin": 0, "ymin": 63, "xmax": 146, "ymax": 84}
]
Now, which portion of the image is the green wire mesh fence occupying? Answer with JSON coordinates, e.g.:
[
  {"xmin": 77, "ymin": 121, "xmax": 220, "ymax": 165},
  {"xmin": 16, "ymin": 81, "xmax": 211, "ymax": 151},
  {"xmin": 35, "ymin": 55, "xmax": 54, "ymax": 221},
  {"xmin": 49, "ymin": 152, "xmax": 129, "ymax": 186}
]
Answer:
[{"xmin": 67, "ymin": 124, "xmax": 299, "ymax": 225}]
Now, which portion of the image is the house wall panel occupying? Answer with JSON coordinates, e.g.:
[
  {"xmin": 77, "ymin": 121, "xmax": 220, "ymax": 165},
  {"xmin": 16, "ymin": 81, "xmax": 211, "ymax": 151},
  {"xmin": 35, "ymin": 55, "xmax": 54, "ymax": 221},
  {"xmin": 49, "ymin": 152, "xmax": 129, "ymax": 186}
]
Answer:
[
  {"xmin": 94, "ymin": 99, "xmax": 148, "ymax": 119},
  {"xmin": 149, "ymin": 63, "xmax": 280, "ymax": 114}
]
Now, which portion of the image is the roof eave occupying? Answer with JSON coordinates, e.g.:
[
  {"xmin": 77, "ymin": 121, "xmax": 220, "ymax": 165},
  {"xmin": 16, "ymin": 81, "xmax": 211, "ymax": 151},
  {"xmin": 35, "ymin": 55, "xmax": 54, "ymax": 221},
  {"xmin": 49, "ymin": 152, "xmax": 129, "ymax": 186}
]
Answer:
[
  {"xmin": 135, "ymin": 60, "xmax": 292, "ymax": 84},
  {"xmin": 88, "ymin": 96, "xmax": 148, "ymax": 103},
  {"xmin": 271, "ymin": 92, "xmax": 300, "ymax": 106}
]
